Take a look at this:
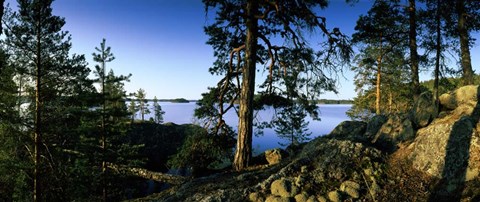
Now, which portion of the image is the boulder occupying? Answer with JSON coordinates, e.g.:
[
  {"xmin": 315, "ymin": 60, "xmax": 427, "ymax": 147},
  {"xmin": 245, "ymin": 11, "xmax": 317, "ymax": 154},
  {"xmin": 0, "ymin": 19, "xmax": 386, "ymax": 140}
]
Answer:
[
  {"xmin": 372, "ymin": 115, "xmax": 415, "ymax": 152},
  {"xmin": 249, "ymin": 192, "xmax": 264, "ymax": 202},
  {"xmin": 439, "ymin": 85, "xmax": 478, "ymax": 110},
  {"xmin": 329, "ymin": 121, "xmax": 367, "ymax": 142},
  {"xmin": 340, "ymin": 180, "xmax": 361, "ymax": 198},
  {"xmin": 365, "ymin": 115, "xmax": 388, "ymax": 140},
  {"xmin": 327, "ymin": 190, "xmax": 342, "ymax": 202},
  {"xmin": 265, "ymin": 195, "xmax": 291, "ymax": 202},
  {"xmin": 265, "ymin": 148, "xmax": 285, "ymax": 165},
  {"xmin": 294, "ymin": 192, "xmax": 309, "ymax": 202},
  {"xmin": 413, "ymin": 91, "xmax": 437, "ymax": 128},
  {"xmin": 409, "ymin": 115, "xmax": 480, "ymax": 181},
  {"xmin": 271, "ymin": 178, "xmax": 299, "ymax": 198}
]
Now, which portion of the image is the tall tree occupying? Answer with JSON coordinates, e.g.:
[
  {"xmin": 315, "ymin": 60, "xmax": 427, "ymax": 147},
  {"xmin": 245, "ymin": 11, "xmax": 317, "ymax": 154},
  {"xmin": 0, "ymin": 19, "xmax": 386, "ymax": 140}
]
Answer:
[
  {"xmin": 352, "ymin": 0, "xmax": 406, "ymax": 115},
  {"xmin": 3, "ymin": 0, "xmax": 96, "ymax": 200},
  {"xmin": 135, "ymin": 88, "xmax": 150, "ymax": 121},
  {"xmin": 454, "ymin": 0, "xmax": 479, "ymax": 85},
  {"xmin": 92, "ymin": 38, "xmax": 115, "ymax": 202},
  {"xmin": 128, "ymin": 97, "xmax": 137, "ymax": 122},
  {"xmin": 152, "ymin": 96, "xmax": 164, "ymax": 124},
  {"xmin": 204, "ymin": 0, "xmax": 351, "ymax": 170},
  {"xmin": 409, "ymin": 0, "xmax": 420, "ymax": 101}
]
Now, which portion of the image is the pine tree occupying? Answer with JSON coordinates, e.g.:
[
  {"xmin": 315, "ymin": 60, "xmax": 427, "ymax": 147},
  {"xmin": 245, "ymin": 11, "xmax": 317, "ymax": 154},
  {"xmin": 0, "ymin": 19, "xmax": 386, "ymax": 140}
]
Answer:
[
  {"xmin": 135, "ymin": 88, "xmax": 150, "ymax": 121},
  {"xmin": 128, "ymin": 97, "xmax": 138, "ymax": 122},
  {"xmin": 92, "ymin": 38, "xmax": 115, "ymax": 201},
  {"xmin": 203, "ymin": 0, "xmax": 352, "ymax": 170},
  {"xmin": 3, "ymin": 1, "xmax": 97, "ymax": 200},
  {"xmin": 152, "ymin": 96, "xmax": 164, "ymax": 124},
  {"xmin": 273, "ymin": 103, "xmax": 311, "ymax": 146},
  {"xmin": 352, "ymin": 0, "xmax": 407, "ymax": 115}
]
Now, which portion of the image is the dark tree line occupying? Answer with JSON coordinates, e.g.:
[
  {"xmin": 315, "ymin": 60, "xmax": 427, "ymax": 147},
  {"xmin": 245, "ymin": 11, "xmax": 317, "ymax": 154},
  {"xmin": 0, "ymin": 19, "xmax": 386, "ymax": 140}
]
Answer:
[{"xmin": 0, "ymin": 1, "xmax": 144, "ymax": 201}]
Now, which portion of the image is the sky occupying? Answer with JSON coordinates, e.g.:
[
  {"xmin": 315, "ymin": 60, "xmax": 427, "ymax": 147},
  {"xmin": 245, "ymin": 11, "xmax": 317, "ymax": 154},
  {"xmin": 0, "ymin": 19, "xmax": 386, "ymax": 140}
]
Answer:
[{"xmin": 3, "ymin": 0, "xmax": 480, "ymax": 100}]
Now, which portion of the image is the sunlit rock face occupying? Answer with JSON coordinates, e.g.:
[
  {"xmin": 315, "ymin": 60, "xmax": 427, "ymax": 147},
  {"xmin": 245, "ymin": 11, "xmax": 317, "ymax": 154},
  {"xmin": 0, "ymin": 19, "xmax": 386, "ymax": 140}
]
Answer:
[
  {"xmin": 404, "ymin": 85, "xmax": 480, "ymax": 197},
  {"xmin": 439, "ymin": 85, "xmax": 478, "ymax": 110}
]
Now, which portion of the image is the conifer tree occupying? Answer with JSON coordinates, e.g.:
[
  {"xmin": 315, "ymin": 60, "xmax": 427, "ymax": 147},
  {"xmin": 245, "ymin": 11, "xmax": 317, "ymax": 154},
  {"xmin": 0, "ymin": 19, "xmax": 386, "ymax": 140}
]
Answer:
[
  {"xmin": 135, "ymin": 88, "xmax": 150, "ymax": 121},
  {"xmin": 3, "ymin": 0, "xmax": 96, "ymax": 200},
  {"xmin": 152, "ymin": 96, "xmax": 164, "ymax": 124},
  {"xmin": 203, "ymin": 0, "xmax": 352, "ymax": 170}
]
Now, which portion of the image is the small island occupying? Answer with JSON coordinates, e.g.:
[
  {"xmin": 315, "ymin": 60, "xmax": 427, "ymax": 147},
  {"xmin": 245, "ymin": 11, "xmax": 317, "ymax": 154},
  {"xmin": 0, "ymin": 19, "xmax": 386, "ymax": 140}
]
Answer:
[{"xmin": 170, "ymin": 98, "xmax": 190, "ymax": 103}]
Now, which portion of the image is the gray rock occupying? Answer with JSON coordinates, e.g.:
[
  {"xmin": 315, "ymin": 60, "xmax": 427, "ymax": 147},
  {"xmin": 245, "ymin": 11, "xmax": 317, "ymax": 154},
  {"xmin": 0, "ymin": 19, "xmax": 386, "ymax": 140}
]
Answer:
[
  {"xmin": 372, "ymin": 115, "xmax": 415, "ymax": 152},
  {"xmin": 271, "ymin": 178, "xmax": 299, "ymax": 198},
  {"xmin": 329, "ymin": 121, "xmax": 367, "ymax": 141},
  {"xmin": 409, "ymin": 115, "xmax": 480, "ymax": 180},
  {"xmin": 439, "ymin": 85, "xmax": 478, "ymax": 110},
  {"xmin": 365, "ymin": 115, "xmax": 388, "ymax": 140},
  {"xmin": 413, "ymin": 91, "xmax": 437, "ymax": 128},
  {"xmin": 266, "ymin": 148, "xmax": 284, "ymax": 165}
]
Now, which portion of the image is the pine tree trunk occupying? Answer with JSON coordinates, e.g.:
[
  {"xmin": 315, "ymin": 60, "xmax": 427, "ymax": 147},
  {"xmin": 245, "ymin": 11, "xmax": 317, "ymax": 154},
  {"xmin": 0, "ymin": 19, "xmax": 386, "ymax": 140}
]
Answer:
[
  {"xmin": 34, "ymin": 20, "xmax": 42, "ymax": 202},
  {"xmin": 233, "ymin": 0, "xmax": 257, "ymax": 171},
  {"xmin": 434, "ymin": 0, "xmax": 441, "ymax": 105},
  {"xmin": 457, "ymin": 0, "xmax": 474, "ymax": 85},
  {"xmin": 101, "ymin": 61, "xmax": 107, "ymax": 202},
  {"xmin": 409, "ymin": 0, "xmax": 420, "ymax": 101},
  {"xmin": 376, "ymin": 34, "xmax": 383, "ymax": 115}
]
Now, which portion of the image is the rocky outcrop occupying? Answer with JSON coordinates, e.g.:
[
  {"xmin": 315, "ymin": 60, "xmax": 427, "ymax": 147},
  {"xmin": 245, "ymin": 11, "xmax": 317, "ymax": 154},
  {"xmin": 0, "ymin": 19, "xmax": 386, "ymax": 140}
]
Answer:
[
  {"xmin": 399, "ymin": 85, "xmax": 480, "ymax": 199},
  {"xmin": 265, "ymin": 148, "xmax": 285, "ymax": 165},
  {"xmin": 365, "ymin": 115, "xmax": 387, "ymax": 140},
  {"xmin": 133, "ymin": 86, "xmax": 480, "ymax": 201},
  {"xmin": 372, "ymin": 115, "xmax": 415, "ymax": 152},
  {"xmin": 413, "ymin": 91, "xmax": 438, "ymax": 128},
  {"xmin": 328, "ymin": 121, "xmax": 367, "ymax": 142},
  {"xmin": 439, "ymin": 85, "xmax": 478, "ymax": 110}
]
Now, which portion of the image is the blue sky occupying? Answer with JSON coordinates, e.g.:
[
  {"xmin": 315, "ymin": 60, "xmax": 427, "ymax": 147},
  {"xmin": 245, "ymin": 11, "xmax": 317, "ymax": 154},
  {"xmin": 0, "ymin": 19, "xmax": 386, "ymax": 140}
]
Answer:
[{"xmin": 4, "ymin": 0, "xmax": 480, "ymax": 100}]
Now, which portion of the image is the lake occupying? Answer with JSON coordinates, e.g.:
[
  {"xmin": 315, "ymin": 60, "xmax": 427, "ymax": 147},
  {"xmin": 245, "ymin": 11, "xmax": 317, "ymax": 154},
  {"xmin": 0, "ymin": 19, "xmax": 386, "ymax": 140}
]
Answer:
[{"xmin": 142, "ymin": 102, "xmax": 352, "ymax": 154}]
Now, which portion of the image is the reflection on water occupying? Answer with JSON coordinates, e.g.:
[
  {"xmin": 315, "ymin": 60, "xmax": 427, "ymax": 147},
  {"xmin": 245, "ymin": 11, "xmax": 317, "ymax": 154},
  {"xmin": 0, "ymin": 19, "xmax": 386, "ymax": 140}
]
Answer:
[{"xmin": 141, "ymin": 102, "xmax": 351, "ymax": 154}]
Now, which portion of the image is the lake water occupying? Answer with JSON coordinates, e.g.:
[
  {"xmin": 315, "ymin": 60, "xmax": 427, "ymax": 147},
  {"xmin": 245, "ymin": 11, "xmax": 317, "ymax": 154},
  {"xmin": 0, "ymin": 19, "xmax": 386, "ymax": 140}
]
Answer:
[{"xmin": 142, "ymin": 102, "xmax": 352, "ymax": 154}]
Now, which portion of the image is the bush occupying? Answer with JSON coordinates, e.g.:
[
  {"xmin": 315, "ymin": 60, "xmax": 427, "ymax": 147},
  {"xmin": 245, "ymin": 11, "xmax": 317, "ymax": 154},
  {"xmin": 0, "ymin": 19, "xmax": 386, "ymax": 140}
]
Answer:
[{"xmin": 167, "ymin": 127, "xmax": 235, "ymax": 176}]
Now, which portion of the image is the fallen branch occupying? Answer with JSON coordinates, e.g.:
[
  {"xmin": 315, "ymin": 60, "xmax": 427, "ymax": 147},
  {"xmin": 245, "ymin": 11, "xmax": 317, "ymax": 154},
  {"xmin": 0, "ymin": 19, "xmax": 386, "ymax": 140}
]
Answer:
[{"xmin": 107, "ymin": 163, "xmax": 189, "ymax": 185}]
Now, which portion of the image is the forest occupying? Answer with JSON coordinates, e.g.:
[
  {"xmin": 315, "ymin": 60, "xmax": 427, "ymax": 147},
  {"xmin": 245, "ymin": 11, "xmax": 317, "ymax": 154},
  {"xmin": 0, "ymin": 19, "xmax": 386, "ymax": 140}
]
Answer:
[{"xmin": 0, "ymin": 0, "xmax": 479, "ymax": 201}]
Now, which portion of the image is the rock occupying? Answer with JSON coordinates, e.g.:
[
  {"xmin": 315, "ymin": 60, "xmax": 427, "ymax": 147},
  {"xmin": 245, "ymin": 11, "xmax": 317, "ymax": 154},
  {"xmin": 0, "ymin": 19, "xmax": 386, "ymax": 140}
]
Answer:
[
  {"xmin": 372, "ymin": 115, "xmax": 415, "ymax": 152},
  {"xmin": 316, "ymin": 196, "xmax": 327, "ymax": 202},
  {"xmin": 413, "ymin": 91, "xmax": 437, "ymax": 128},
  {"xmin": 295, "ymin": 175, "xmax": 305, "ymax": 187},
  {"xmin": 266, "ymin": 148, "xmax": 285, "ymax": 165},
  {"xmin": 439, "ymin": 85, "xmax": 479, "ymax": 110},
  {"xmin": 365, "ymin": 115, "xmax": 388, "ymax": 140},
  {"xmin": 271, "ymin": 178, "xmax": 299, "ymax": 198},
  {"xmin": 306, "ymin": 195, "xmax": 318, "ymax": 202},
  {"xmin": 407, "ymin": 112, "xmax": 480, "ymax": 195},
  {"xmin": 329, "ymin": 121, "xmax": 367, "ymax": 142},
  {"xmin": 265, "ymin": 195, "xmax": 291, "ymax": 202},
  {"xmin": 294, "ymin": 192, "xmax": 309, "ymax": 202},
  {"xmin": 249, "ymin": 192, "xmax": 264, "ymax": 202},
  {"xmin": 340, "ymin": 180, "xmax": 361, "ymax": 198},
  {"xmin": 327, "ymin": 190, "xmax": 342, "ymax": 202}
]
